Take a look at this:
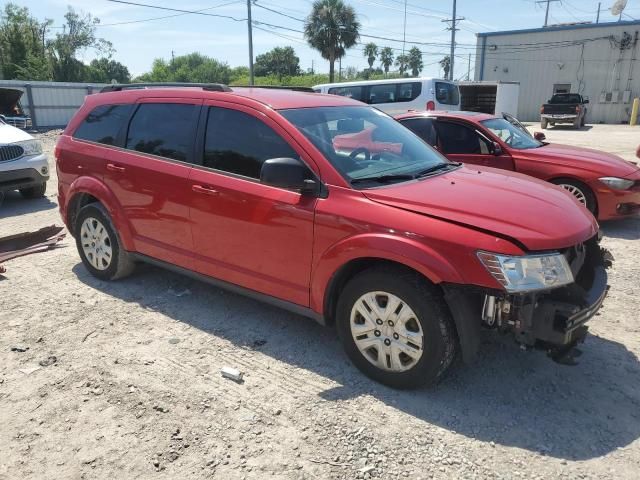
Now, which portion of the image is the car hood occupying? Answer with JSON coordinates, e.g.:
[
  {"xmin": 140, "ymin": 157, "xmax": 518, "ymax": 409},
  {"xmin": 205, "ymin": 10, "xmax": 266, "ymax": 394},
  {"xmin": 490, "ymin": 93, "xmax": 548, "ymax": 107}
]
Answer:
[
  {"xmin": 518, "ymin": 143, "xmax": 640, "ymax": 176},
  {"xmin": 0, "ymin": 88, "xmax": 23, "ymax": 116},
  {"xmin": 0, "ymin": 123, "xmax": 33, "ymax": 143},
  {"xmin": 362, "ymin": 165, "xmax": 598, "ymax": 251}
]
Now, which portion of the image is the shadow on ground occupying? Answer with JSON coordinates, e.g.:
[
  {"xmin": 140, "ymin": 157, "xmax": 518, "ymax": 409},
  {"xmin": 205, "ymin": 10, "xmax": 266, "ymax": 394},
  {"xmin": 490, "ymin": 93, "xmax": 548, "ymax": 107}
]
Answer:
[
  {"xmin": 0, "ymin": 191, "xmax": 57, "ymax": 219},
  {"xmin": 601, "ymin": 217, "xmax": 640, "ymax": 240},
  {"xmin": 73, "ymin": 261, "xmax": 640, "ymax": 462},
  {"xmin": 544, "ymin": 125, "xmax": 593, "ymax": 131}
]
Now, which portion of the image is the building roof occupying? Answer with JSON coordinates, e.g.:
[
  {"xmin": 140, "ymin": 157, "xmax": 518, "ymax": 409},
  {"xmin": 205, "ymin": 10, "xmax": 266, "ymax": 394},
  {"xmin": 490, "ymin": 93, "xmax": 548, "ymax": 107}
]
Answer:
[{"xmin": 477, "ymin": 19, "xmax": 640, "ymax": 38}]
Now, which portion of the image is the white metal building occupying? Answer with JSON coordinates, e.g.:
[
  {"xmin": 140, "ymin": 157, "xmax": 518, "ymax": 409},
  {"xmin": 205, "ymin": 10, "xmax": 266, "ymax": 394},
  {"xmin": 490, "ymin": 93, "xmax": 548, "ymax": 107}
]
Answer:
[{"xmin": 474, "ymin": 20, "xmax": 640, "ymax": 123}]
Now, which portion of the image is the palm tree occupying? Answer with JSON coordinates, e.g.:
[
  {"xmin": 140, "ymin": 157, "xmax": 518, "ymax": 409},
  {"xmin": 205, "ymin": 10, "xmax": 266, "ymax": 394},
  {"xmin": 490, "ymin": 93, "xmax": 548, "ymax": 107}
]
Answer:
[
  {"xmin": 407, "ymin": 46, "xmax": 423, "ymax": 77},
  {"xmin": 363, "ymin": 42, "xmax": 378, "ymax": 70},
  {"xmin": 304, "ymin": 0, "xmax": 360, "ymax": 82},
  {"xmin": 395, "ymin": 53, "xmax": 409, "ymax": 76},
  {"xmin": 439, "ymin": 55, "xmax": 451, "ymax": 79},
  {"xmin": 379, "ymin": 46, "xmax": 394, "ymax": 76}
]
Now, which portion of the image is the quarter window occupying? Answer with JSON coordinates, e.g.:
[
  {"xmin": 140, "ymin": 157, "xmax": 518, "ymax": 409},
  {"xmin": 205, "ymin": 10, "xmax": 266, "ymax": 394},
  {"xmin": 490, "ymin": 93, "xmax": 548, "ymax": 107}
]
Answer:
[
  {"xmin": 125, "ymin": 103, "xmax": 197, "ymax": 162},
  {"xmin": 435, "ymin": 82, "xmax": 460, "ymax": 106},
  {"xmin": 73, "ymin": 104, "xmax": 132, "ymax": 145},
  {"xmin": 203, "ymin": 107, "xmax": 299, "ymax": 179}
]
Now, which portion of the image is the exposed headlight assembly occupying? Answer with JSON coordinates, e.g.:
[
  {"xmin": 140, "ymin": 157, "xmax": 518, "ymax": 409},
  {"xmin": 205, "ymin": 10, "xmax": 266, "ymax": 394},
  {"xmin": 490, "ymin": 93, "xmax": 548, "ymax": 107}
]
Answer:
[
  {"xmin": 598, "ymin": 176, "xmax": 635, "ymax": 190},
  {"xmin": 477, "ymin": 251, "xmax": 574, "ymax": 293},
  {"xmin": 14, "ymin": 139, "xmax": 43, "ymax": 157}
]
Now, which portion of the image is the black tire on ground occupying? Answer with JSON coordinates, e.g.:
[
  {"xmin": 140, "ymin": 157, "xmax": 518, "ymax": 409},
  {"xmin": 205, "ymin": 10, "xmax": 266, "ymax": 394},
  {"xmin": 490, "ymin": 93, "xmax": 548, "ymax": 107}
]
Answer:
[
  {"xmin": 541, "ymin": 118, "xmax": 548, "ymax": 129},
  {"xmin": 336, "ymin": 265, "xmax": 457, "ymax": 389},
  {"xmin": 19, "ymin": 182, "xmax": 46, "ymax": 199},
  {"xmin": 573, "ymin": 116, "xmax": 581, "ymax": 129},
  {"xmin": 581, "ymin": 115, "xmax": 586, "ymax": 127},
  {"xmin": 75, "ymin": 202, "xmax": 135, "ymax": 281},
  {"xmin": 551, "ymin": 178, "xmax": 597, "ymax": 215}
]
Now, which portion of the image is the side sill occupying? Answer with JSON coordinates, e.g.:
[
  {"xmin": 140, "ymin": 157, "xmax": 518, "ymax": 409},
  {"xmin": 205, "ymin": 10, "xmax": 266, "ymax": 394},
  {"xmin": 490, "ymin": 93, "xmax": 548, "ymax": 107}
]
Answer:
[{"xmin": 131, "ymin": 253, "xmax": 326, "ymax": 326}]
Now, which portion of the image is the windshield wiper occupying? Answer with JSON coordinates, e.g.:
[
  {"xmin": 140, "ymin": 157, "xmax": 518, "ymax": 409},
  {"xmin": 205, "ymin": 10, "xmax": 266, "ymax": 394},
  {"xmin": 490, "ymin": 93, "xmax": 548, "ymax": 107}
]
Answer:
[
  {"xmin": 350, "ymin": 174, "xmax": 416, "ymax": 185},
  {"xmin": 416, "ymin": 162, "xmax": 460, "ymax": 177}
]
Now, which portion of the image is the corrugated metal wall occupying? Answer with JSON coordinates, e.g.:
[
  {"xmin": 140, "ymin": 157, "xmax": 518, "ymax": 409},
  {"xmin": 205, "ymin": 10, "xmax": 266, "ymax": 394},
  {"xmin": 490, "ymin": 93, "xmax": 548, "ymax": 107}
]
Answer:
[
  {"xmin": 0, "ymin": 80, "xmax": 108, "ymax": 128},
  {"xmin": 475, "ymin": 21, "xmax": 640, "ymax": 123}
]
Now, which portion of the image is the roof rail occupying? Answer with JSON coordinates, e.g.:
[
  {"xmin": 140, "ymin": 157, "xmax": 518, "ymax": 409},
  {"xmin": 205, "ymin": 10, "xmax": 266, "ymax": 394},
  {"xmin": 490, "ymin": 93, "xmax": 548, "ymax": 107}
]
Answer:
[
  {"xmin": 231, "ymin": 85, "xmax": 316, "ymax": 93},
  {"xmin": 99, "ymin": 82, "xmax": 232, "ymax": 93}
]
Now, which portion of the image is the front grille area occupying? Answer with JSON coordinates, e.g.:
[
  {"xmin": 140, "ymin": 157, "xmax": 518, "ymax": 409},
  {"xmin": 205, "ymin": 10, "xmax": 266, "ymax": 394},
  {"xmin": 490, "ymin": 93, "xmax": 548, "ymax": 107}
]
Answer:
[{"xmin": 0, "ymin": 145, "xmax": 24, "ymax": 162}]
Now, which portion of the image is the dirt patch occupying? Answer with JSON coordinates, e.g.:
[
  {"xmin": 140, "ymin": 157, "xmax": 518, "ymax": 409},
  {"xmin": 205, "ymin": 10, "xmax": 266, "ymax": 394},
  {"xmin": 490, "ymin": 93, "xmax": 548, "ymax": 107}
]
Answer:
[{"xmin": 1, "ymin": 127, "xmax": 639, "ymax": 479}]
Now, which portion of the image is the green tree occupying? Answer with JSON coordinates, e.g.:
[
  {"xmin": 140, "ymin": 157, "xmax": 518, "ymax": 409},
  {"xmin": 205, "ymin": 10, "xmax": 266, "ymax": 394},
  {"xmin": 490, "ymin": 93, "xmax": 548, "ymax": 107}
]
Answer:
[
  {"xmin": 395, "ymin": 53, "xmax": 409, "ymax": 76},
  {"xmin": 439, "ymin": 55, "xmax": 450, "ymax": 79},
  {"xmin": 254, "ymin": 46, "xmax": 300, "ymax": 80},
  {"xmin": 86, "ymin": 57, "xmax": 130, "ymax": 83},
  {"xmin": 136, "ymin": 53, "xmax": 232, "ymax": 84},
  {"xmin": 304, "ymin": 0, "xmax": 360, "ymax": 82},
  {"xmin": 363, "ymin": 42, "xmax": 377, "ymax": 70},
  {"xmin": 48, "ymin": 7, "xmax": 113, "ymax": 82},
  {"xmin": 407, "ymin": 46, "xmax": 423, "ymax": 77},
  {"xmin": 0, "ymin": 3, "xmax": 51, "ymax": 79},
  {"xmin": 379, "ymin": 46, "xmax": 394, "ymax": 76}
]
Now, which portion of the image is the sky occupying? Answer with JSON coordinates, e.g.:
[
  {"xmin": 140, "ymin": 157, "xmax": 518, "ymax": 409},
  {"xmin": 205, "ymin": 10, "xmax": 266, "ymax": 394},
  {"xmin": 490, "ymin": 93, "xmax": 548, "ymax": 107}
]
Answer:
[{"xmin": 10, "ymin": 0, "xmax": 640, "ymax": 79}]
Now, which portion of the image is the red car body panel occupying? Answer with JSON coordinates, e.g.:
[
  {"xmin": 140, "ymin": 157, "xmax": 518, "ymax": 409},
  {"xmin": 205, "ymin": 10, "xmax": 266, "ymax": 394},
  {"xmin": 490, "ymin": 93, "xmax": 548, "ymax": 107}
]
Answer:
[
  {"xmin": 57, "ymin": 88, "xmax": 598, "ymax": 319},
  {"xmin": 396, "ymin": 111, "xmax": 640, "ymax": 220}
]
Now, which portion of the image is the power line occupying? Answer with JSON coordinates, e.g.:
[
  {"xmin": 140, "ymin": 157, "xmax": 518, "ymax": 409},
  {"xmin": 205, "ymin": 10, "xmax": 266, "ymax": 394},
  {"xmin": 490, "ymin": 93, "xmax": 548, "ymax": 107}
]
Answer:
[{"xmin": 106, "ymin": 0, "xmax": 246, "ymax": 22}]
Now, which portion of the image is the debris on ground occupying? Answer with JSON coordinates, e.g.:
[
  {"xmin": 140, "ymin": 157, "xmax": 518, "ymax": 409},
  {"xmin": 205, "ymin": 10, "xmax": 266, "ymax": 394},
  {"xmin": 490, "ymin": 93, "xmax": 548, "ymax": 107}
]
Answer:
[
  {"xmin": 38, "ymin": 356, "xmax": 57, "ymax": 367},
  {"xmin": 168, "ymin": 287, "xmax": 191, "ymax": 297},
  {"xmin": 0, "ymin": 225, "xmax": 65, "ymax": 272},
  {"xmin": 10, "ymin": 346, "xmax": 28, "ymax": 352},
  {"xmin": 221, "ymin": 367, "xmax": 243, "ymax": 383}
]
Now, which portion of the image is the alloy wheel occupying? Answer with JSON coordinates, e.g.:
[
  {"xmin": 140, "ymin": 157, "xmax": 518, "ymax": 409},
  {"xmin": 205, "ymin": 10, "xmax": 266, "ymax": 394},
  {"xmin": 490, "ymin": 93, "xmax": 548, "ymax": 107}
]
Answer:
[
  {"xmin": 559, "ymin": 183, "xmax": 587, "ymax": 205},
  {"xmin": 350, "ymin": 291, "xmax": 424, "ymax": 372},
  {"xmin": 80, "ymin": 217, "xmax": 113, "ymax": 271}
]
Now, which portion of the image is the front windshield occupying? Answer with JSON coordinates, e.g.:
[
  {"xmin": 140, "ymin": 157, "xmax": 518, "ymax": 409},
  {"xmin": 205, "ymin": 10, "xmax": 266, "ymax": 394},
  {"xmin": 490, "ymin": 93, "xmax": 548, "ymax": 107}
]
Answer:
[
  {"xmin": 280, "ymin": 106, "xmax": 449, "ymax": 187},
  {"xmin": 481, "ymin": 118, "xmax": 543, "ymax": 150}
]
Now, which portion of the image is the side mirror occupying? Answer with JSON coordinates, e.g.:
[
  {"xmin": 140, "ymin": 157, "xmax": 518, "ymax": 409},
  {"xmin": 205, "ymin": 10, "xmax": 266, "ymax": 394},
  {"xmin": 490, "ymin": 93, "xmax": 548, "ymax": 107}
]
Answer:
[
  {"xmin": 584, "ymin": 98, "xmax": 590, "ymax": 104},
  {"xmin": 260, "ymin": 157, "xmax": 317, "ymax": 194},
  {"xmin": 492, "ymin": 142, "xmax": 503, "ymax": 156},
  {"xmin": 534, "ymin": 132, "xmax": 546, "ymax": 141}
]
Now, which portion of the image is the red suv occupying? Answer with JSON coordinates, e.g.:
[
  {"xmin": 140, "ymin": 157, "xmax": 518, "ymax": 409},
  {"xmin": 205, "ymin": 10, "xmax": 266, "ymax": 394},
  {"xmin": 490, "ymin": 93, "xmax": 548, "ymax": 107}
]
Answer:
[
  {"xmin": 395, "ymin": 111, "xmax": 640, "ymax": 220},
  {"xmin": 56, "ymin": 84, "xmax": 610, "ymax": 389}
]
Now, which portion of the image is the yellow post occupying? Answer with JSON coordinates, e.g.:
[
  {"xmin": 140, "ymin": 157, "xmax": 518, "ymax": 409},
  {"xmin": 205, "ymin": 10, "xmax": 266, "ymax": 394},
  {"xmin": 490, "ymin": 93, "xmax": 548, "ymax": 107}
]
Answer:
[{"xmin": 631, "ymin": 97, "xmax": 640, "ymax": 126}]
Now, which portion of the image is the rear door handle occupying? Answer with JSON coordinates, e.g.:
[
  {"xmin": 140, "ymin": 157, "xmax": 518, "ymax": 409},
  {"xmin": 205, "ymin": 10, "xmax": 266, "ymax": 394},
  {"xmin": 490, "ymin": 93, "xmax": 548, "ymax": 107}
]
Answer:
[
  {"xmin": 106, "ymin": 163, "xmax": 126, "ymax": 173},
  {"xmin": 192, "ymin": 184, "xmax": 219, "ymax": 196}
]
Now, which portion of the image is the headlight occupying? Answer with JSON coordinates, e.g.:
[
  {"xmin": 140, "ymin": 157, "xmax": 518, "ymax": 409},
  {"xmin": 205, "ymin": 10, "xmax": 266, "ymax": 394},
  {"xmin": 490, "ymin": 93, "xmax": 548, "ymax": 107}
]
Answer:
[
  {"xmin": 14, "ymin": 139, "xmax": 43, "ymax": 157},
  {"xmin": 599, "ymin": 176, "xmax": 634, "ymax": 190},
  {"xmin": 477, "ymin": 251, "xmax": 574, "ymax": 293}
]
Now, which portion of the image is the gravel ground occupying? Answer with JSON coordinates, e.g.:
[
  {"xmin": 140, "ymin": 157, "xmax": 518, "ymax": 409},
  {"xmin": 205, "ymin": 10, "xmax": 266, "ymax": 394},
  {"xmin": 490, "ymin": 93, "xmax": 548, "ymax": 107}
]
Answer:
[{"xmin": 1, "ymin": 125, "xmax": 639, "ymax": 480}]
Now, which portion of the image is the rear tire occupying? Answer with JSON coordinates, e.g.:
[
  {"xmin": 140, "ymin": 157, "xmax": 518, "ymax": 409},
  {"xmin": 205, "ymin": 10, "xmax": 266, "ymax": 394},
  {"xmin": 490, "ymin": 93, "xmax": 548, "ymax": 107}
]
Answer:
[
  {"xmin": 551, "ymin": 178, "xmax": 597, "ymax": 215},
  {"xmin": 19, "ymin": 182, "xmax": 46, "ymax": 199},
  {"xmin": 573, "ymin": 116, "xmax": 581, "ymax": 129},
  {"xmin": 75, "ymin": 203, "xmax": 135, "ymax": 281},
  {"xmin": 336, "ymin": 266, "xmax": 457, "ymax": 389},
  {"xmin": 541, "ymin": 118, "xmax": 548, "ymax": 129}
]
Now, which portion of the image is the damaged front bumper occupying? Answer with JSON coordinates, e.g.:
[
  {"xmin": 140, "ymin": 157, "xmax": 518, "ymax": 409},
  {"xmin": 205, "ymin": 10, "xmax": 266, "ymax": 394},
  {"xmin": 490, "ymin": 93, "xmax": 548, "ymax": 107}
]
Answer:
[{"xmin": 443, "ymin": 236, "xmax": 612, "ymax": 362}]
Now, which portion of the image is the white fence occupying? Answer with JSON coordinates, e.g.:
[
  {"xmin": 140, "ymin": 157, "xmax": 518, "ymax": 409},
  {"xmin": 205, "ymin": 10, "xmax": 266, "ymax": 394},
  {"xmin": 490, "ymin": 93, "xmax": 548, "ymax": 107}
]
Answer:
[{"xmin": 0, "ymin": 80, "xmax": 108, "ymax": 129}]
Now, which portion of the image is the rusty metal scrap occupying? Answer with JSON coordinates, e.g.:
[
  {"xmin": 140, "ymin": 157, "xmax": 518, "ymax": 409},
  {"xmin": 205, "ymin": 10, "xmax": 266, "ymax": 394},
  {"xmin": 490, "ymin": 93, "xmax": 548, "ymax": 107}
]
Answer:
[{"xmin": 0, "ymin": 225, "xmax": 65, "ymax": 269}]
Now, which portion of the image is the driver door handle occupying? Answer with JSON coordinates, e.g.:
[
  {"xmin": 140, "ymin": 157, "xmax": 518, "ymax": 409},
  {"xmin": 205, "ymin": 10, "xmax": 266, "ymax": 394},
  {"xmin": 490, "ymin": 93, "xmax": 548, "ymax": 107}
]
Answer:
[
  {"xmin": 192, "ymin": 184, "xmax": 219, "ymax": 196},
  {"xmin": 106, "ymin": 163, "xmax": 125, "ymax": 173}
]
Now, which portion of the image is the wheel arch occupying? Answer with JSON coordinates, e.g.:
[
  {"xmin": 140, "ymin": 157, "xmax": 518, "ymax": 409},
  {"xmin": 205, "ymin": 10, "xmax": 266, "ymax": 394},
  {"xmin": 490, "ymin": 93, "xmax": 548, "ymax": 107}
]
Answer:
[
  {"xmin": 66, "ymin": 177, "xmax": 134, "ymax": 250},
  {"xmin": 548, "ymin": 176, "xmax": 598, "ymax": 216}
]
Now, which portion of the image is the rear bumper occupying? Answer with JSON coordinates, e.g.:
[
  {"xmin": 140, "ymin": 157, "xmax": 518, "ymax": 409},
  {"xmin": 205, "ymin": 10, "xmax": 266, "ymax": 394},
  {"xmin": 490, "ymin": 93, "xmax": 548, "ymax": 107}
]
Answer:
[{"xmin": 541, "ymin": 114, "xmax": 578, "ymax": 122}]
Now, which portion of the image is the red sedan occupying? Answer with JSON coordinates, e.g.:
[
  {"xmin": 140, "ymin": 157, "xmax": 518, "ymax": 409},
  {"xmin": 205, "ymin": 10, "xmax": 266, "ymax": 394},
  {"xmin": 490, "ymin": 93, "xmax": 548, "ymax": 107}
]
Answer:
[{"xmin": 395, "ymin": 111, "xmax": 640, "ymax": 220}]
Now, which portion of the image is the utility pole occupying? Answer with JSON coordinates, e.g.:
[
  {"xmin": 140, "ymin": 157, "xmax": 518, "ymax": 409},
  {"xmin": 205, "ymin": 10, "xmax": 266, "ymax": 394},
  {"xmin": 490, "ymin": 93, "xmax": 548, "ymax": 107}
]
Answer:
[
  {"xmin": 247, "ymin": 0, "xmax": 254, "ymax": 85},
  {"xmin": 596, "ymin": 2, "xmax": 601, "ymax": 23},
  {"xmin": 442, "ymin": 0, "xmax": 464, "ymax": 81},
  {"xmin": 536, "ymin": 0, "xmax": 560, "ymax": 27},
  {"xmin": 402, "ymin": 0, "xmax": 407, "ymax": 57}
]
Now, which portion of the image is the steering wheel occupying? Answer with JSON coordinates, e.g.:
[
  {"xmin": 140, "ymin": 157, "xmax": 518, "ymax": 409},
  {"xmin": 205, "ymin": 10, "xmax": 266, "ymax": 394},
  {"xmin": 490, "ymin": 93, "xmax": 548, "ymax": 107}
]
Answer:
[{"xmin": 349, "ymin": 147, "xmax": 371, "ymax": 161}]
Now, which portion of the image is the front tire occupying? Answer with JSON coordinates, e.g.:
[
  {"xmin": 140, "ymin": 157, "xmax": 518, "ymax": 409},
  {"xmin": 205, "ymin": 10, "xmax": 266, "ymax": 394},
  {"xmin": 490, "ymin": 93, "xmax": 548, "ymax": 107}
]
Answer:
[
  {"xmin": 551, "ymin": 179, "xmax": 597, "ymax": 215},
  {"xmin": 75, "ymin": 203, "xmax": 135, "ymax": 280},
  {"xmin": 19, "ymin": 182, "xmax": 46, "ymax": 199},
  {"xmin": 541, "ymin": 118, "xmax": 548, "ymax": 129},
  {"xmin": 336, "ymin": 266, "xmax": 457, "ymax": 389}
]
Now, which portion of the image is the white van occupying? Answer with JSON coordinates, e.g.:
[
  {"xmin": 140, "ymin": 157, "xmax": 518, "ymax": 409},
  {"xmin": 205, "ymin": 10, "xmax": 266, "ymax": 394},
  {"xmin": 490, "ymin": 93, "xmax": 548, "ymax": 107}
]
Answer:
[{"xmin": 313, "ymin": 77, "xmax": 460, "ymax": 115}]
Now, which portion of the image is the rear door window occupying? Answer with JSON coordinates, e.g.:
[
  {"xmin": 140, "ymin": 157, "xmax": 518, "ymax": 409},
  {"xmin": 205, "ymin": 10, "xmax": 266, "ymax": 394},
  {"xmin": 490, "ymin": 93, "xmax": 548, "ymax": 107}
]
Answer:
[
  {"xmin": 369, "ymin": 84, "xmax": 396, "ymax": 104},
  {"xmin": 203, "ymin": 107, "xmax": 299, "ymax": 180},
  {"xmin": 73, "ymin": 104, "xmax": 132, "ymax": 146},
  {"xmin": 435, "ymin": 82, "xmax": 460, "ymax": 106},
  {"xmin": 125, "ymin": 103, "xmax": 198, "ymax": 162}
]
